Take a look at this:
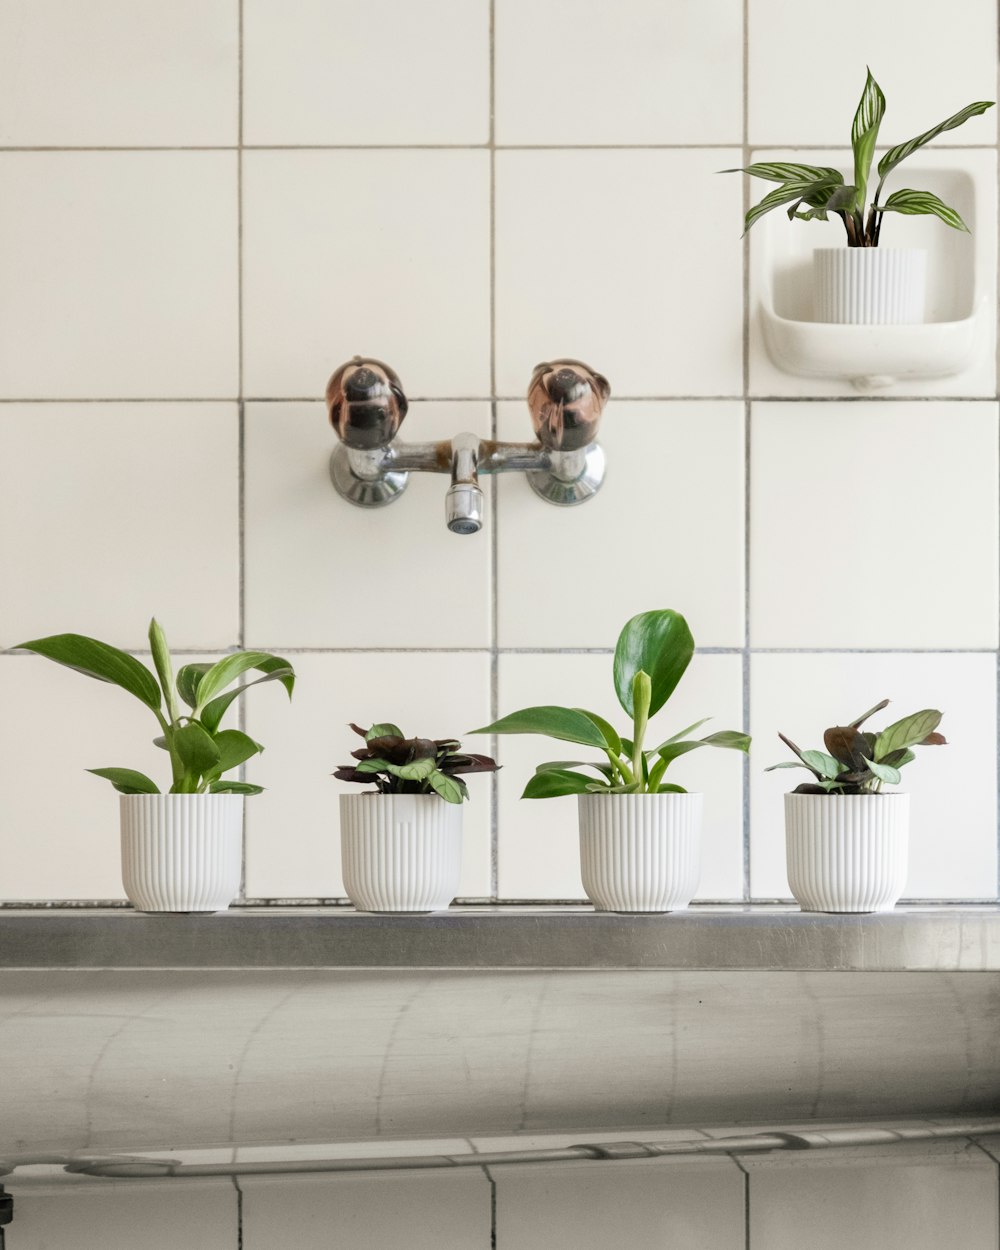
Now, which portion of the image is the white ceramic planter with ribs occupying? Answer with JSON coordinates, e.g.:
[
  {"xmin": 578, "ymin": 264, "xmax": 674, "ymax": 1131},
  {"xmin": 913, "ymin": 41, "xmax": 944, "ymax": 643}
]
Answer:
[
  {"xmin": 813, "ymin": 247, "xmax": 926, "ymax": 324},
  {"xmin": 120, "ymin": 794, "xmax": 243, "ymax": 912},
  {"xmin": 784, "ymin": 792, "xmax": 909, "ymax": 913},
  {"xmin": 340, "ymin": 793, "xmax": 462, "ymax": 913},
  {"xmin": 577, "ymin": 792, "xmax": 703, "ymax": 913}
]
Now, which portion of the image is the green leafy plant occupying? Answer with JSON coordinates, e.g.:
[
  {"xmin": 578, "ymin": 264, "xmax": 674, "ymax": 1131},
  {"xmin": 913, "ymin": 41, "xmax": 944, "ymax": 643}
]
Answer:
[
  {"xmin": 727, "ymin": 69, "xmax": 993, "ymax": 245},
  {"xmin": 767, "ymin": 699, "xmax": 945, "ymax": 794},
  {"xmin": 335, "ymin": 723, "xmax": 499, "ymax": 804},
  {"xmin": 472, "ymin": 609, "xmax": 749, "ymax": 797},
  {"xmin": 15, "ymin": 620, "xmax": 294, "ymax": 795}
]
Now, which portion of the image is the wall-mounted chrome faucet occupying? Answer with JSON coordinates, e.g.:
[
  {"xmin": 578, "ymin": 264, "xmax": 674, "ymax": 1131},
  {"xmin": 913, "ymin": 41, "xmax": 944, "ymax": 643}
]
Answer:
[{"xmin": 326, "ymin": 356, "xmax": 610, "ymax": 535}]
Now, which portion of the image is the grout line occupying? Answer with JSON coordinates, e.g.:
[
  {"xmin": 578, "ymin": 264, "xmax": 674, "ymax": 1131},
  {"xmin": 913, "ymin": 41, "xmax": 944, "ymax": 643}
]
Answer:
[
  {"xmin": 5, "ymin": 646, "xmax": 1000, "ymax": 658},
  {"xmin": 741, "ymin": 0, "xmax": 751, "ymax": 903},
  {"xmin": 5, "ymin": 393, "xmax": 1000, "ymax": 405},
  {"xmin": 236, "ymin": 0, "xmax": 248, "ymax": 904},
  {"xmin": 995, "ymin": 13, "xmax": 1000, "ymax": 905},
  {"xmin": 488, "ymin": 0, "xmax": 500, "ymax": 902},
  {"xmin": 4, "ymin": 141, "xmax": 995, "ymax": 153}
]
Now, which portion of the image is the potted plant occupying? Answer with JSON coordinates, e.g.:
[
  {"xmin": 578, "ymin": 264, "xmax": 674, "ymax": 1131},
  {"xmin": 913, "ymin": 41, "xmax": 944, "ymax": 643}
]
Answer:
[
  {"xmin": 15, "ymin": 620, "xmax": 294, "ymax": 913},
  {"xmin": 768, "ymin": 699, "xmax": 945, "ymax": 913},
  {"xmin": 729, "ymin": 70, "xmax": 993, "ymax": 323},
  {"xmin": 473, "ymin": 610, "xmax": 749, "ymax": 912},
  {"xmin": 334, "ymin": 724, "xmax": 499, "ymax": 913}
]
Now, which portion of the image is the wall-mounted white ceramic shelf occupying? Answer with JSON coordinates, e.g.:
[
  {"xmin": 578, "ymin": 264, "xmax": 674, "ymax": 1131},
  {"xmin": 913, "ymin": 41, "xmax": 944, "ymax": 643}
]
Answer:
[{"xmin": 749, "ymin": 149, "xmax": 997, "ymax": 396}]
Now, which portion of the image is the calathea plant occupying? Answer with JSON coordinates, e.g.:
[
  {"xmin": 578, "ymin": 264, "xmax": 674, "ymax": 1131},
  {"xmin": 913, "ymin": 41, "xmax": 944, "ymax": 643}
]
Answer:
[
  {"xmin": 768, "ymin": 699, "xmax": 945, "ymax": 794},
  {"xmin": 473, "ymin": 609, "xmax": 749, "ymax": 796},
  {"xmin": 727, "ymin": 70, "xmax": 993, "ymax": 245},
  {"xmin": 335, "ymin": 723, "xmax": 499, "ymax": 804},
  {"xmin": 15, "ymin": 620, "xmax": 294, "ymax": 795}
]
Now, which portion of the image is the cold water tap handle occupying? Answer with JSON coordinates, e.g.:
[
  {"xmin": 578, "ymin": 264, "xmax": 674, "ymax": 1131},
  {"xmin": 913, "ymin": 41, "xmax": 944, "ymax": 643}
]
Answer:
[
  {"xmin": 526, "ymin": 359, "xmax": 610, "ymax": 453},
  {"xmin": 326, "ymin": 356, "xmax": 408, "ymax": 451}
]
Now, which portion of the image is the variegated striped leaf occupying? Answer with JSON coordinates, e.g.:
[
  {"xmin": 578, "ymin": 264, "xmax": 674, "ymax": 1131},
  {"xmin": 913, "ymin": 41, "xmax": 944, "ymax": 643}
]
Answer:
[
  {"xmin": 744, "ymin": 176, "xmax": 841, "ymax": 233},
  {"xmin": 851, "ymin": 68, "xmax": 886, "ymax": 209},
  {"xmin": 877, "ymin": 101, "xmax": 994, "ymax": 180},
  {"xmin": 726, "ymin": 161, "xmax": 844, "ymax": 185},
  {"xmin": 876, "ymin": 188, "xmax": 969, "ymax": 231}
]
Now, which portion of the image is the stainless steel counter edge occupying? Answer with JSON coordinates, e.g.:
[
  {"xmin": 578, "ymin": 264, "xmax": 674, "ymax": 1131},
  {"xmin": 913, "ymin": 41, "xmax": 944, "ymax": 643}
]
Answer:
[{"xmin": 0, "ymin": 906, "xmax": 999, "ymax": 970}]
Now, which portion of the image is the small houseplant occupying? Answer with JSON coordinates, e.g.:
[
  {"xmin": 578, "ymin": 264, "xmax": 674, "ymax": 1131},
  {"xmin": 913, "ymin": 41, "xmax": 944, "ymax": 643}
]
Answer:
[
  {"xmin": 335, "ymin": 723, "xmax": 499, "ymax": 912},
  {"xmin": 768, "ymin": 698, "xmax": 945, "ymax": 912},
  {"xmin": 15, "ymin": 621, "xmax": 294, "ymax": 913},
  {"xmin": 474, "ymin": 609, "xmax": 749, "ymax": 912},
  {"xmin": 728, "ymin": 70, "xmax": 993, "ymax": 323}
]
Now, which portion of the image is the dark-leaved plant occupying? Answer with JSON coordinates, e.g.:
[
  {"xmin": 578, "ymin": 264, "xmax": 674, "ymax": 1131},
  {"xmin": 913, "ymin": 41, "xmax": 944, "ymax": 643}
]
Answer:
[
  {"xmin": 335, "ymin": 723, "xmax": 499, "ymax": 804},
  {"xmin": 767, "ymin": 699, "xmax": 945, "ymax": 794},
  {"xmin": 15, "ymin": 620, "xmax": 294, "ymax": 795},
  {"xmin": 472, "ymin": 609, "xmax": 749, "ymax": 796}
]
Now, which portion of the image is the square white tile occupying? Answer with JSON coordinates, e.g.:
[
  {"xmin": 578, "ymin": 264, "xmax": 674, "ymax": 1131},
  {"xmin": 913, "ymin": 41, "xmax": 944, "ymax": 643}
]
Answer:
[
  {"xmin": 496, "ymin": 401, "xmax": 744, "ymax": 649},
  {"xmin": 747, "ymin": 1151, "xmax": 998, "ymax": 1250},
  {"xmin": 0, "ymin": 651, "xmax": 225, "ymax": 901},
  {"xmin": 750, "ymin": 401, "xmax": 999, "ymax": 648},
  {"xmin": 244, "ymin": 652, "xmax": 493, "ymax": 899},
  {"xmin": 0, "ymin": 403, "xmax": 239, "ymax": 649},
  {"xmin": 748, "ymin": 0, "xmax": 998, "ymax": 147},
  {"xmin": 494, "ymin": 1158, "xmax": 745, "ymax": 1249},
  {"xmin": 747, "ymin": 149, "xmax": 997, "ymax": 398},
  {"xmin": 244, "ymin": 402, "xmax": 492, "ymax": 649},
  {"xmin": 495, "ymin": 0, "xmax": 742, "ymax": 144},
  {"xmin": 244, "ymin": 0, "xmax": 489, "ymax": 144},
  {"xmin": 242, "ymin": 151, "xmax": 490, "ymax": 400},
  {"xmin": 495, "ymin": 652, "xmax": 745, "ymax": 899},
  {"xmin": 0, "ymin": 153, "xmax": 238, "ymax": 400},
  {"xmin": 749, "ymin": 652, "xmax": 998, "ymax": 899},
  {"xmin": 0, "ymin": 403, "xmax": 239, "ymax": 647},
  {"xmin": 241, "ymin": 1171, "xmax": 491, "ymax": 1250},
  {"xmin": 494, "ymin": 150, "xmax": 744, "ymax": 398},
  {"xmin": 0, "ymin": 0, "xmax": 238, "ymax": 146},
  {"xmin": 11, "ymin": 1180, "xmax": 238, "ymax": 1249}
]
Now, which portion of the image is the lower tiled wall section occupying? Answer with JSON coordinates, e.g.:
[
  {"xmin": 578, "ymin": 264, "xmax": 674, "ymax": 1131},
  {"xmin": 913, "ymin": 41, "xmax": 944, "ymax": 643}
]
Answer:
[{"xmin": 9, "ymin": 1139, "xmax": 1000, "ymax": 1249}]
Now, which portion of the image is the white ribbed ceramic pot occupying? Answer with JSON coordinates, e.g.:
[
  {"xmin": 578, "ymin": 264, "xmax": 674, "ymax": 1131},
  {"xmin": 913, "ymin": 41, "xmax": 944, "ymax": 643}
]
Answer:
[
  {"xmin": 340, "ymin": 793, "xmax": 462, "ymax": 913},
  {"xmin": 120, "ymin": 794, "xmax": 243, "ymax": 913},
  {"xmin": 785, "ymin": 793, "xmax": 909, "ymax": 913},
  {"xmin": 577, "ymin": 792, "xmax": 703, "ymax": 913},
  {"xmin": 813, "ymin": 247, "xmax": 926, "ymax": 324}
]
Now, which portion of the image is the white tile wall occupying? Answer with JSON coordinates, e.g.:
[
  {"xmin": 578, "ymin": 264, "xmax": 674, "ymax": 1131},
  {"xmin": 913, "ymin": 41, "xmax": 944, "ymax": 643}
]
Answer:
[
  {"xmin": 0, "ymin": 153, "xmax": 239, "ymax": 399},
  {"xmin": 2, "ymin": 0, "xmax": 999, "ymax": 907}
]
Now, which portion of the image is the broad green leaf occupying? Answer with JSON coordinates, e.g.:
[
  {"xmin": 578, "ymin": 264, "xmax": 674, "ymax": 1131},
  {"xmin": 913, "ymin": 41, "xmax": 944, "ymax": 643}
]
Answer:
[
  {"xmin": 522, "ymin": 768, "xmax": 597, "ymax": 799},
  {"xmin": 355, "ymin": 758, "xmax": 389, "ymax": 774},
  {"xmin": 472, "ymin": 706, "xmax": 607, "ymax": 749},
  {"xmin": 386, "ymin": 757, "xmax": 436, "ymax": 782},
  {"xmin": 849, "ymin": 699, "xmax": 890, "ymax": 729},
  {"xmin": 173, "ymin": 720, "xmax": 221, "ymax": 775},
  {"xmin": 874, "ymin": 709, "xmax": 943, "ymax": 759},
  {"xmin": 210, "ymin": 729, "xmax": 263, "ymax": 777},
  {"xmin": 880, "ymin": 747, "xmax": 916, "ymax": 770},
  {"xmin": 194, "ymin": 651, "xmax": 296, "ymax": 713},
  {"xmin": 574, "ymin": 708, "xmax": 622, "ymax": 756},
  {"xmin": 87, "ymin": 767, "xmax": 160, "ymax": 794},
  {"xmin": 176, "ymin": 662, "xmax": 212, "ymax": 710},
  {"xmin": 536, "ymin": 760, "xmax": 613, "ymax": 779},
  {"xmin": 199, "ymin": 660, "xmax": 296, "ymax": 734},
  {"xmin": 210, "ymin": 781, "xmax": 264, "ymax": 796},
  {"xmin": 656, "ymin": 739, "xmax": 708, "ymax": 767},
  {"xmin": 801, "ymin": 750, "xmax": 843, "ymax": 780},
  {"xmin": 367, "ymin": 722, "xmax": 403, "ymax": 741},
  {"xmin": 877, "ymin": 101, "xmax": 994, "ymax": 180},
  {"xmin": 613, "ymin": 610, "xmax": 694, "ymax": 718},
  {"xmin": 877, "ymin": 189, "xmax": 968, "ymax": 231},
  {"xmin": 646, "ymin": 755, "xmax": 670, "ymax": 790},
  {"xmin": 658, "ymin": 783, "xmax": 687, "ymax": 794},
  {"xmin": 745, "ymin": 176, "xmax": 842, "ymax": 232},
  {"xmin": 851, "ymin": 68, "xmax": 885, "ymax": 210},
  {"xmin": 147, "ymin": 619, "xmax": 176, "ymax": 716},
  {"xmin": 655, "ymin": 718, "xmax": 712, "ymax": 751},
  {"xmin": 701, "ymin": 730, "xmax": 751, "ymax": 753},
  {"xmin": 864, "ymin": 757, "xmax": 901, "ymax": 786},
  {"xmin": 17, "ymin": 633, "xmax": 161, "ymax": 711},
  {"xmin": 765, "ymin": 761, "xmax": 814, "ymax": 772},
  {"xmin": 607, "ymin": 782, "xmax": 642, "ymax": 794},
  {"xmin": 427, "ymin": 770, "xmax": 466, "ymax": 804},
  {"xmin": 726, "ymin": 161, "xmax": 844, "ymax": 185}
]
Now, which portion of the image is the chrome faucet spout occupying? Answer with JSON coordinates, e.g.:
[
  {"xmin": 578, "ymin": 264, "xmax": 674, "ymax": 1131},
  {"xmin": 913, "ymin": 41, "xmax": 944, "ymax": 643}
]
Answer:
[{"xmin": 445, "ymin": 432, "xmax": 484, "ymax": 535}]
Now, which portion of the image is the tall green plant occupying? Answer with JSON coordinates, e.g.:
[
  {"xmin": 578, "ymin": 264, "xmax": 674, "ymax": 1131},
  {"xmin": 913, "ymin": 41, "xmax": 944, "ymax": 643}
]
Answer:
[
  {"xmin": 727, "ymin": 69, "xmax": 993, "ymax": 245},
  {"xmin": 15, "ymin": 620, "xmax": 294, "ymax": 795},
  {"xmin": 472, "ymin": 609, "xmax": 749, "ymax": 797}
]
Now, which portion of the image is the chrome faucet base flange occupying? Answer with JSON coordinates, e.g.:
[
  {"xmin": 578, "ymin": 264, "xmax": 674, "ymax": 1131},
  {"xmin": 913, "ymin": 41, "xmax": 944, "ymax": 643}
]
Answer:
[
  {"xmin": 330, "ymin": 445, "xmax": 408, "ymax": 508},
  {"xmin": 527, "ymin": 443, "xmax": 606, "ymax": 506}
]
